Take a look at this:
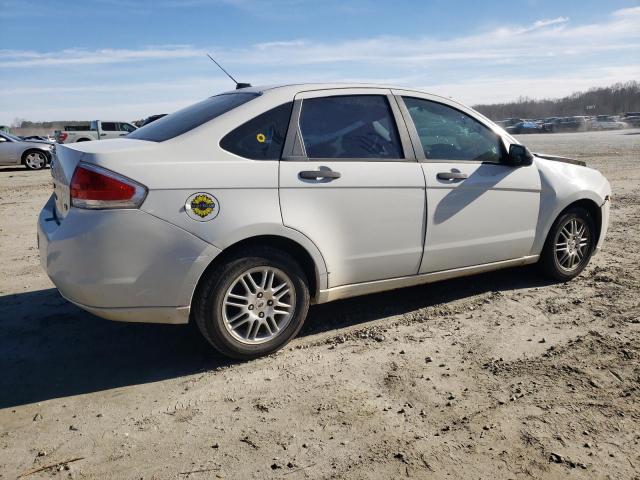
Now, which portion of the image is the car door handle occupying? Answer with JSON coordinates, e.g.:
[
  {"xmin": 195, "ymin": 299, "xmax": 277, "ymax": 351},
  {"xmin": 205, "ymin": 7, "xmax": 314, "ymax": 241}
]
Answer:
[
  {"xmin": 299, "ymin": 169, "xmax": 341, "ymax": 180},
  {"xmin": 437, "ymin": 171, "xmax": 468, "ymax": 180}
]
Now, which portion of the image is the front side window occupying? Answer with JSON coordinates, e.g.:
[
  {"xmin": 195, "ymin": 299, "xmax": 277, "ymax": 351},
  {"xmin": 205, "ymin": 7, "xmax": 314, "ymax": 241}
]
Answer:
[
  {"xmin": 298, "ymin": 95, "xmax": 403, "ymax": 160},
  {"xmin": 119, "ymin": 123, "xmax": 136, "ymax": 133},
  {"xmin": 128, "ymin": 92, "xmax": 259, "ymax": 142},
  {"xmin": 403, "ymin": 97, "xmax": 502, "ymax": 163},
  {"xmin": 220, "ymin": 102, "xmax": 293, "ymax": 160}
]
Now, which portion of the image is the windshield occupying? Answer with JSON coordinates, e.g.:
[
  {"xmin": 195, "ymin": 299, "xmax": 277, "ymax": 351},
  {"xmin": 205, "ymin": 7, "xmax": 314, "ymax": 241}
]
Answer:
[
  {"xmin": 2, "ymin": 132, "xmax": 22, "ymax": 141},
  {"xmin": 127, "ymin": 92, "xmax": 259, "ymax": 142}
]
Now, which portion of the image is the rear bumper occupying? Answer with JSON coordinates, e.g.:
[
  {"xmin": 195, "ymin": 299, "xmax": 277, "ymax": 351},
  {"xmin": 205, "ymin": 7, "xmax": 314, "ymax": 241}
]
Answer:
[
  {"xmin": 62, "ymin": 294, "xmax": 190, "ymax": 324},
  {"xmin": 38, "ymin": 195, "xmax": 221, "ymax": 324}
]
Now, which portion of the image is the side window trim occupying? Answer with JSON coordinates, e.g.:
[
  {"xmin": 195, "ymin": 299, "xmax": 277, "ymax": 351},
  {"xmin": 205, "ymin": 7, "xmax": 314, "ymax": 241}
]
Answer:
[
  {"xmin": 282, "ymin": 99, "xmax": 306, "ymax": 161},
  {"xmin": 395, "ymin": 94, "xmax": 425, "ymax": 161},
  {"xmin": 281, "ymin": 92, "xmax": 416, "ymax": 162},
  {"xmin": 397, "ymin": 95, "xmax": 507, "ymax": 164},
  {"xmin": 387, "ymin": 94, "xmax": 415, "ymax": 162}
]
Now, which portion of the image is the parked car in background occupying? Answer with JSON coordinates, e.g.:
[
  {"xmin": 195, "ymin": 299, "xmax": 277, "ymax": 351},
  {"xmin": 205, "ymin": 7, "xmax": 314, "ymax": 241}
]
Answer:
[
  {"xmin": 0, "ymin": 131, "xmax": 54, "ymax": 170},
  {"xmin": 621, "ymin": 112, "xmax": 640, "ymax": 128},
  {"xmin": 506, "ymin": 121, "xmax": 543, "ymax": 134},
  {"xmin": 39, "ymin": 83, "xmax": 611, "ymax": 359},
  {"xmin": 496, "ymin": 118, "xmax": 523, "ymax": 129},
  {"xmin": 590, "ymin": 115, "xmax": 627, "ymax": 130},
  {"xmin": 140, "ymin": 114, "xmax": 167, "ymax": 127},
  {"xmin": 55, "ymin": 120, "xmax": 137, "ymax": 143},
  {"xmin": 20, "ymin": 135, "xmax": 55, "ymax": 143},
  {"xmin": 543, "ymin": 116, "xmax": 588, "ymax": 133}
]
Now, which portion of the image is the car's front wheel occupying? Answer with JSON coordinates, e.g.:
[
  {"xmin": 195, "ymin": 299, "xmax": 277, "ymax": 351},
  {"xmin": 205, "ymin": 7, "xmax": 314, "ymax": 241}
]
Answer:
[
  {"xmin": 540, "ymin": 207, "xmax": 595, "ymax": 281},
  {"xmin": 22, "ymin": 150, "xmax": 48, "ymax": 170},
  {"xmin": 193, "ymin": 247, "xmax": 310, "ymax": 359}
]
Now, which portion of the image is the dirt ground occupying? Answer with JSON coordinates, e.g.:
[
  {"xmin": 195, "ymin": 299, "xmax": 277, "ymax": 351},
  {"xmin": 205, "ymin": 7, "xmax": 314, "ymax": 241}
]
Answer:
[{"xmin": 1, "ymin": 129, "xmax": 639, "ymax": 479}]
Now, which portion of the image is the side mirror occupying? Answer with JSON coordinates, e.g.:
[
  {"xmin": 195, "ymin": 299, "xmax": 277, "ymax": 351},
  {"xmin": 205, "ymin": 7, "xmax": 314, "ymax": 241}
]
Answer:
[{"xmin": 507, "ymin": 144, "xmax": 533, "ymax": 167}]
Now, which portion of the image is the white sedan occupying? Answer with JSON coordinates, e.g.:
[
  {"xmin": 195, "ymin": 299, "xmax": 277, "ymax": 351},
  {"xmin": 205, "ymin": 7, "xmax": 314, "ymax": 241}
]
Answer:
[
  {"xmin": 590, "ymin": 116, "xmax": 627, "ymax": 130},
  {"xmin": 38, "ymin": 83, "xmax": 611, "ymax": 359}
]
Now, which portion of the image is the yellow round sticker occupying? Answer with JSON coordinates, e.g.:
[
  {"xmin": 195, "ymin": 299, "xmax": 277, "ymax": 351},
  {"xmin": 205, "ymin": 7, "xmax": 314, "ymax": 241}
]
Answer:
[{"xmin": 256, "ymin": 133, "xmax": 266, "ymax": 143}]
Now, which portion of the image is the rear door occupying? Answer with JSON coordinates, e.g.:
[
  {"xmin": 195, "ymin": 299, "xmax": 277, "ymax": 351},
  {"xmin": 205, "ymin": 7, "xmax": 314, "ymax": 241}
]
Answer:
[
  {"xmin": 99, "ymin": 122, "xmax": 120, "ymax": 139},
  {"xmin": 279, "ymin": 88, "xmax": 426, "ymax": 288},
  {"xmin": 395, "ymin": 92, "xmax": 541, "ymax": 273}
]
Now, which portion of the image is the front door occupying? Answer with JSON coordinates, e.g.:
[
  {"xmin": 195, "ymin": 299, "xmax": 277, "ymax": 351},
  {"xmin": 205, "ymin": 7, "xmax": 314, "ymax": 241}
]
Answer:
[
  {"xmin": 0, "ymin": 134, "xmax": 21, "ymax": 165},
  {"xmin": 279, "ymin": 89, "xmax": 426, "ymax": 288},
  {"xmin": 396, "ymin": 93, "xmax": 541, "ymax": 273}
]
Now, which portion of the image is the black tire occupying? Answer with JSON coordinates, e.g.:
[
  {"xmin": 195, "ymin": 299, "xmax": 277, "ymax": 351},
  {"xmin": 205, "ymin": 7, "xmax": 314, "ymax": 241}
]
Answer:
[
  {"xmin": 22, "ymin": 149, "xmax": 49, "ymax": 170},
  {"xmin": 193, "ymin": 247, "xmax": 310, "ymax": 360},
  {"xmin": 539, "ymin": 207, "xmax": 596, "ymax": 281},
  {"xmin": 76, "ymin": 138, "xmax": 91, "ymax": 142}
]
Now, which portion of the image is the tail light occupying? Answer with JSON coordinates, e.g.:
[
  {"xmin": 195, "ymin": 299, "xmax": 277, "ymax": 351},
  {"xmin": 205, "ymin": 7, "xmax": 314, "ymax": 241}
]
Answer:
[
  {"xmin": 58, "ymin": 132, "xmax": 68, "ymax": 142},
  {"xmin": 70, "ymin": 163, "xmax": 147, "ymax": 209}
]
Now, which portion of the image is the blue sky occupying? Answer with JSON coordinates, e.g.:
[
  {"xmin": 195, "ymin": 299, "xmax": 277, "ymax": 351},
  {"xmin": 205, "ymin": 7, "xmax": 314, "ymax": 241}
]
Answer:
[{"xmin": 0, "ymin": 0, "xmax": 639, "ymax": 123}]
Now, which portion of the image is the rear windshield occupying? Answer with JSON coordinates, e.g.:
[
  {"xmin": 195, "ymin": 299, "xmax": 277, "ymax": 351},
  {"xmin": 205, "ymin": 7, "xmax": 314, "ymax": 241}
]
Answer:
[{"xmin": 127, "ymin": 92, "xmax": 259, "ymax": 142}]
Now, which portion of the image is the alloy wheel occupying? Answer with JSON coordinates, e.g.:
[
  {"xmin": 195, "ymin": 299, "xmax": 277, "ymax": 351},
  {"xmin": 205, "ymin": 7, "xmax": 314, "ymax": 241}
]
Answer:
[
  {"xmin": 25, "ymin": 151, "xmax": 47, "ymax": 169},
  {"xmin": 222, "ymin": 266, "xmax": 296, "ymax": 345},
  {"xmin": 554, "ymin": 217, "xmax": 590, "ymax": 272}
]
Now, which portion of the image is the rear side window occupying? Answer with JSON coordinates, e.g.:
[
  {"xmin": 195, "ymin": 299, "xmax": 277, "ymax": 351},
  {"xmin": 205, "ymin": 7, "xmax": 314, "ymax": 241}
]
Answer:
[
  {"xmin": 220, "ymin": 102, "xmax": 293, "ymax": 160},
  {"xmin": 298, "ymin": 95, "xmax": 403, "ymax": 160},
  {"xmin": 101, "ymin": 122, "xmax": 117, "ymax": 131},
  {"xmin": 128, "ymin": 92, "xmax": 259, "ymax": 142}
]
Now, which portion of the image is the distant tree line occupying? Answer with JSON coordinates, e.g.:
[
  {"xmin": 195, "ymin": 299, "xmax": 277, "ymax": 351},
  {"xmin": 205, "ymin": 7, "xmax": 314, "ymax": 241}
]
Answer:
[
  {"xmin": 474, "ymin": 81, "xmax": 640, "ymax": 120},
  {"xmin": 11, "ymin": 119, "xmax": 90, "ymax": 129},
  {"xmin": 7, "ymin": 81, "xmax": 640, "ymax": 129}
]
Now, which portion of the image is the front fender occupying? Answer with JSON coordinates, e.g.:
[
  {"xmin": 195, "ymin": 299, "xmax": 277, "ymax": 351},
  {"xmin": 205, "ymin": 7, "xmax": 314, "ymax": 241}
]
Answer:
[{"xmin": 531, "ymin": 157, "xmax": 611, "ymax": 255}]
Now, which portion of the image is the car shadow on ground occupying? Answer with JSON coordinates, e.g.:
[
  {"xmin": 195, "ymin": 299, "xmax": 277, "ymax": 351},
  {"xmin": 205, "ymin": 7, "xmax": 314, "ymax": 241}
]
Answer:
[{"xmin": 0, "ymin": 266, "xmax": 553, "ymax": 409}]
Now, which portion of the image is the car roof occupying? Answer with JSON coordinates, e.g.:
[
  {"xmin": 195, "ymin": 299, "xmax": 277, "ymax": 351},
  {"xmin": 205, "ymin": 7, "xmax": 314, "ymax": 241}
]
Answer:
[{"xmin": 219, "ymin": 82, "xmax": 454, "ymax": 102}]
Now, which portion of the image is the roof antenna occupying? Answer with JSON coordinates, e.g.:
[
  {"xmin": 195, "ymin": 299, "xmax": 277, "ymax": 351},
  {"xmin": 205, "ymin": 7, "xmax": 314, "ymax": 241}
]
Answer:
[{"xmin": 207, "ymin": 53, "xmax": 251, "ymax": 90}]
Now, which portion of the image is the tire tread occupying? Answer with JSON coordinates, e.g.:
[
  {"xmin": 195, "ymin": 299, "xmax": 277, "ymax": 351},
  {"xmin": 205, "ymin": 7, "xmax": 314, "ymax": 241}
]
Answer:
[{"xmin": 193, "ymin": 247, "xmax": 310, "ymax": 360}]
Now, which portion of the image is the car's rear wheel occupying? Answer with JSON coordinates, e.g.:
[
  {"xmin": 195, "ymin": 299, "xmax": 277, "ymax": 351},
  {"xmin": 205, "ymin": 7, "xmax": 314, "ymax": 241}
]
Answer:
[
  {"xmin": 540, "ymin": 207, "xmax": 595, "ymax": 281},
  {"xmin": 193, "ymin": 247, "xmax": 310, "ymax": 360},
  {"xmin": 23, "ymin": 150, "xmax": 48, "ymax": 170}
]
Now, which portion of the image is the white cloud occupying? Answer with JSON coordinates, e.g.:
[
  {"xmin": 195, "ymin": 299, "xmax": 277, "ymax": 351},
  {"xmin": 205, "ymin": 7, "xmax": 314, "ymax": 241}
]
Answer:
[
  {"xmin": 532, "ymin": 16, "xmax": 569, "ymax": 28},
  {"xmin": 1, "ymin": 6, "xmax": 638, "ymax": 123},
  {"xmin": 0, "ymin": 46, "xmax": 204, "ymax": 68},
  {"xmin": 222, "ymin": 7, "xmax": 639, "ymax": 66},
  {"xmin": 612, "ymin": 6, "xmax": 640, "ymax": 17}
]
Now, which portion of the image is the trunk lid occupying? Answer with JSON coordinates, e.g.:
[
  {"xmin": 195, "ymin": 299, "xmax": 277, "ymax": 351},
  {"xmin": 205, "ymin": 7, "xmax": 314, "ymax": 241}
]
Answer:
[
  {"xmin": 50, "ymin": 139, "xmax": 159, "ymax": 219},
  {"xmin": 50, "ymin": 144, "xmax": 84, "ymax": 219}
]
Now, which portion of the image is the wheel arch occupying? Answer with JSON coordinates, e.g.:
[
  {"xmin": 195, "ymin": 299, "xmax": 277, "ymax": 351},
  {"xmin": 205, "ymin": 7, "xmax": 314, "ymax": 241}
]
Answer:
[
  {"xmin": 538, "ymin": 197, "xmax": 603, "ymax": 254},
  {"xmin": 563, "ymin": 198, "xmax": 602, "ymax": 245},
  {"xmin": 191, "ymin": 233, "xmax": 327, "ymax": 311},
  {"xmin": 21, "ymin": 148, "xmax": 51, "ymax": 165}
]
